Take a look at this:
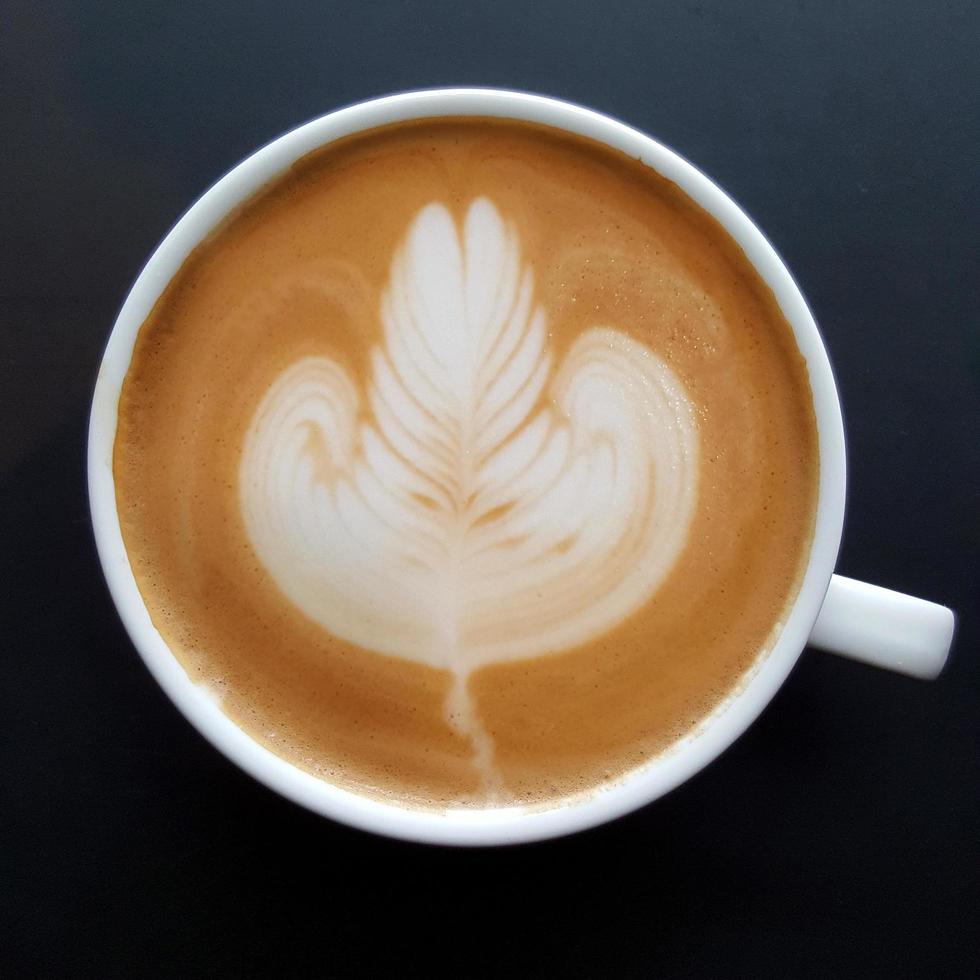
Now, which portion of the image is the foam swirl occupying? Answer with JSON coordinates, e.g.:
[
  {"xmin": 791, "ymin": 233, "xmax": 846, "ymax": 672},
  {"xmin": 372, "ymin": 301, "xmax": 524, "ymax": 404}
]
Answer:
[{"xmin": 240, "ymin": 198, "xmax": 699, "ymax": 785}]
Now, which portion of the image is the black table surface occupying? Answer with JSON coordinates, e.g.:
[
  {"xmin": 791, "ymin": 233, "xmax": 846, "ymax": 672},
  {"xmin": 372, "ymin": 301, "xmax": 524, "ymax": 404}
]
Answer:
[{"xmin": 3, "ymin": 2, "xmax": 977, "ymax": 976}]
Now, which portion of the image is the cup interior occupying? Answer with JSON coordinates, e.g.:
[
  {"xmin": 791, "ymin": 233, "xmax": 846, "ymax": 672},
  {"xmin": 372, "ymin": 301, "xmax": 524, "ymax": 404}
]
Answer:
[{"xmin": 88, "ymin": 88, "xmax": 846, "ymax": 845}]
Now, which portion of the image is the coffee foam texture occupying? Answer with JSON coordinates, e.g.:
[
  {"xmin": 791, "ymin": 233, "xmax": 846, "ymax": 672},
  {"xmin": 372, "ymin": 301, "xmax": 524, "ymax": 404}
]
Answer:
[{"xmin": 239, "ymin": 198, "xmax": 699, "ymax": 792}]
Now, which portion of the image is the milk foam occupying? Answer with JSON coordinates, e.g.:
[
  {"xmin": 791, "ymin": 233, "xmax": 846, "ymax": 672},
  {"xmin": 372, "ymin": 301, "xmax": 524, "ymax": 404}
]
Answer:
[{"xmin": 240, "ymin": 198, "xmax": 699, "ymax": 788}]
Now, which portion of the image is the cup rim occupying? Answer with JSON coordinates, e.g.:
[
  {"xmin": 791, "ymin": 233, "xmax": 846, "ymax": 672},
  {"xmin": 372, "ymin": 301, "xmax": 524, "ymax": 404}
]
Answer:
[{"xmin": 88, "ymin": 87, "xmax": 846, "ymax": 845}]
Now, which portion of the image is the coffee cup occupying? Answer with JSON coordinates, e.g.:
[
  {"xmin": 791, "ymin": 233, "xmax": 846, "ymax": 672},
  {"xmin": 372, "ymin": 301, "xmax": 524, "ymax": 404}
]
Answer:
[{"xmin": 89, "ymin": 88, "xmax": 954, "ymax": 844}]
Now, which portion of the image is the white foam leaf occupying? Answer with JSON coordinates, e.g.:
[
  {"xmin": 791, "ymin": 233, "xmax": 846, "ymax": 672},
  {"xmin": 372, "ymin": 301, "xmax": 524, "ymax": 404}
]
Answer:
[{"xmin": 240, "ymin": 198, "xmax": 700, "ymax": 787}]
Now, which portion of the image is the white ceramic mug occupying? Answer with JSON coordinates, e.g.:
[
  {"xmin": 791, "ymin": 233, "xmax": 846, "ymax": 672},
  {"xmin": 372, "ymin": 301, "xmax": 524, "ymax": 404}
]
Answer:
[{"xmin": 88, "ymin": 88, "xmax": 955, "ymax": 845}]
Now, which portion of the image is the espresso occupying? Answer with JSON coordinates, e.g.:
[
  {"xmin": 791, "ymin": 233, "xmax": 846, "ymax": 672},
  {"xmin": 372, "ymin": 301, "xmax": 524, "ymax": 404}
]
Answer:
[{"xmin": 114, "ymin": 119, "xmax": 818, "ymax": 807}]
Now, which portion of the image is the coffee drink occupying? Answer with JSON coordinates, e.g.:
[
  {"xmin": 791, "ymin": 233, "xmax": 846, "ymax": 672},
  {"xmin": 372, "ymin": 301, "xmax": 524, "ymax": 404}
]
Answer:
[{"xmin": 114, "ymin": 119, "xmax": 818, "ymax": 807}]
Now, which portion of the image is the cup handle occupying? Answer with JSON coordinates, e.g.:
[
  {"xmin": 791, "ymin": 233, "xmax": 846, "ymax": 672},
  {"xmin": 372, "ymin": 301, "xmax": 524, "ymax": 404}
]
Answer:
[{"xmin": 808, "ymin": 574, "xmax": 955, "ymax": 680}]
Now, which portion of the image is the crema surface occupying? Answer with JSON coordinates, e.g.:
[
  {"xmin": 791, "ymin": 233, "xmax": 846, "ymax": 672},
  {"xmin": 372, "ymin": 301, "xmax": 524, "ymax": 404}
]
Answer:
[{"xmin": 115, "ymin": 119, "xmax": 818, "ymax": 807}]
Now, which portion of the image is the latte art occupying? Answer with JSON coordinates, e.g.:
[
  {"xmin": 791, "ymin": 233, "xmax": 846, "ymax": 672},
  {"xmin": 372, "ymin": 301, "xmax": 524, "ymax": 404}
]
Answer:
[
  {"xmin": 114, "ymin": 119, "xmax": 817, "ymax": 806},
  {"xmin": 240, "ymin": 199, "xmax": 698, "ymax": 776}
]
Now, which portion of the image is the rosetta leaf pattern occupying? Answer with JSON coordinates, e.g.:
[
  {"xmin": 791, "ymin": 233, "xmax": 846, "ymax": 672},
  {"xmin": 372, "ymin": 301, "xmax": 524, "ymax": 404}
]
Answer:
[{"xmin": 240, "ymin": 198, "xmax": 699, "ymax": 682}]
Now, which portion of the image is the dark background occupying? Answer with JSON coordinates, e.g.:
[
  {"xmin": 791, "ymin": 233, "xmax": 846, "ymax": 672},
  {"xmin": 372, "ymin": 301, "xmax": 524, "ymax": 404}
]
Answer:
[{"xmin": 3, "ymin": 1, "xmax": 977, "ymax": 976}]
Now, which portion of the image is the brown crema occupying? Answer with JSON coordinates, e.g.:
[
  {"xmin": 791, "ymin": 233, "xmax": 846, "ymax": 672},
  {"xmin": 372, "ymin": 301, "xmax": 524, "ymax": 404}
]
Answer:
[{"xmin": 114, "ymin": 119, "xmax": 818, "ymax": 807}]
